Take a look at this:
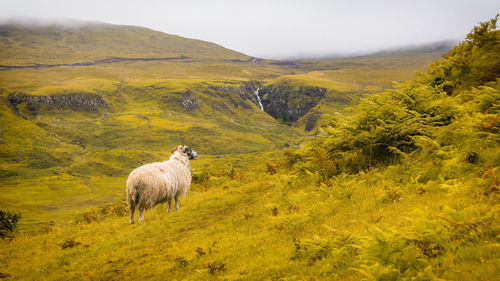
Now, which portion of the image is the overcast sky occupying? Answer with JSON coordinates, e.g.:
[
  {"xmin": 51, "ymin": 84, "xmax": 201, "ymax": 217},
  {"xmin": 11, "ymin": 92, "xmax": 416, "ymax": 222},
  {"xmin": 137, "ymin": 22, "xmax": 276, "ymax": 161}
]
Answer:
[{"xmin": 0, "ymin": 0, "xmax": 498, "ymax": 59}]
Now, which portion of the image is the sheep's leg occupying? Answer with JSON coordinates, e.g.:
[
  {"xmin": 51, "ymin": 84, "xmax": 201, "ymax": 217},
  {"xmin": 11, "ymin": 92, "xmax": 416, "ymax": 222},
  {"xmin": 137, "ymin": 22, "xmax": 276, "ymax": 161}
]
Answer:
[
  {"xmin": 167, "ymin": 199, "xmax": 172, "ymax": 213},
  {"xmin": 129, "ymin": 202, "xmax": 135, "ymax": 224},
  {"xmin": 175, "ymin": 196, "xmax": 179, "ymax": 211},
  {"xmin": 139, "ymin": 207, "xmax": 144, "ymax": 222}
]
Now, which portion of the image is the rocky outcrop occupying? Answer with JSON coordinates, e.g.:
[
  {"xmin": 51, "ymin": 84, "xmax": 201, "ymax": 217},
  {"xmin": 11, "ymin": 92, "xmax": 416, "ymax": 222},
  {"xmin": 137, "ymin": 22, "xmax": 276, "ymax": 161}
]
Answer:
[
  {"xmin": 303, "ymin": 111, "xmax": 324, "ymax": 132},
  {"xmin": 172, "ymin": 81, "xmax": 329, "ymax": 128},
  {"xmin": 205, "ymin": 81, "xmax": 262, "ymax": 110},
  {"xmin": 8, "ymin": 92, "xmax": 107, "ymax": 114},
  {"xmin": 258, "ymin": 84, "xmax": 326, "ymax": 123},
  {"xmin": 167, "ymin": 83, "xmax": 264, "ymax": 113},
  {"xmin": 201, "ymin": 81, "xmax": 328, "ymax": 126},
  {"xmin": 178, "ymin": 90, "xmax": 201, "ymax": 111}
]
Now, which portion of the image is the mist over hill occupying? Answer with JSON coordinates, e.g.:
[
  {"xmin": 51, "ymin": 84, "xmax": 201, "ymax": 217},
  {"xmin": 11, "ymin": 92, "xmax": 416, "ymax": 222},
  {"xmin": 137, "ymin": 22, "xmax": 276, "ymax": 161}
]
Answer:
[{"xmin": 0, "ymin": 19, "xmax": 458, "ymax": 63}]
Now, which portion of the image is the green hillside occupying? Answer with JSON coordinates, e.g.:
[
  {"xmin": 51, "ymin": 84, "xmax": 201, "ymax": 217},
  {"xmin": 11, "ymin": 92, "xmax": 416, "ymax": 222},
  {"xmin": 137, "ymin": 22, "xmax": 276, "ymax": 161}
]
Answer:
[
  {"xmin": 0, "ymin": 21, "xmax": 446, "ymax": 229},
  {"xmin": 0, "ymin": 78, "xmax": 305, "ymax": 228},
  {"xmin": 0, "ymin": 22, "xmax": 249, "ymax": 64},
  {"xmin": 2, "ymin": 16, "xmax": 497, "ymax": 280}
]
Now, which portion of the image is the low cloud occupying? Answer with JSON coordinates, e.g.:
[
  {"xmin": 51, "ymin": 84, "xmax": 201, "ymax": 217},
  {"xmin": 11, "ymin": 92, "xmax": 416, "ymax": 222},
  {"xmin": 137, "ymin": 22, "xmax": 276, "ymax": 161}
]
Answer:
[{"xmin": 0, "ymin": 0, "xmax": 497, "ymax": 59}]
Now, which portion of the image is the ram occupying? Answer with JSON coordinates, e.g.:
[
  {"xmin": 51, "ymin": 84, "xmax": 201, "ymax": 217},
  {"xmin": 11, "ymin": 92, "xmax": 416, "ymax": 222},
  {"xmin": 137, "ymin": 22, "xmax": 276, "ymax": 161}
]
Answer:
[{"xmin": 126, "ymin": 145, "xmax": 197, "ymax": 224}]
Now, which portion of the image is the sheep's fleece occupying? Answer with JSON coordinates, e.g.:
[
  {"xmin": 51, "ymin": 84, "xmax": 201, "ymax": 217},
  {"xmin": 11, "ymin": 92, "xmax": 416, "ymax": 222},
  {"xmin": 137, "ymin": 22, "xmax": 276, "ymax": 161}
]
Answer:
[{"xmin": 126, "ymin": 145, "xmax": 197, "ymax": 223}]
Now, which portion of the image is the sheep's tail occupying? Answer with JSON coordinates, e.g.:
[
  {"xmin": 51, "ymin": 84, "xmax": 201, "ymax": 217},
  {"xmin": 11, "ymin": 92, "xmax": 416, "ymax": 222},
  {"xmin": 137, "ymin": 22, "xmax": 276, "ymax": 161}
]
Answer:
[{"xmin": 126, "ymin": 178, "xmax": 139, "ymax": 209}]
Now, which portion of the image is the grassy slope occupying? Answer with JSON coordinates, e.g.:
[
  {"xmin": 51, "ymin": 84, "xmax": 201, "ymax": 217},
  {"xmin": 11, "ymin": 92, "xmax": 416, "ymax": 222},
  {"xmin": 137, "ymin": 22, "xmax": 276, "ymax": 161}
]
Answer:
[
  {"xmin": 1, "ymin": 155, "xmax": 497, "ymax": 280},
  {"xmin": 0, "ymin": 49, "xmax": 442, "ymax": 229},
  {"xmin": 2, "ymin": 20, "xmax": 487, "ymax": 280},
  {"xmin": 0, "ymin": 23, "xmax": 249, "ymax": 64},
  {"xmin": 0, "ymin": 76, "xmax": 305, "ymax": 230},
  {"xmin": 0, "ymin": 22, "xmax": 446, "ymax": 230}
]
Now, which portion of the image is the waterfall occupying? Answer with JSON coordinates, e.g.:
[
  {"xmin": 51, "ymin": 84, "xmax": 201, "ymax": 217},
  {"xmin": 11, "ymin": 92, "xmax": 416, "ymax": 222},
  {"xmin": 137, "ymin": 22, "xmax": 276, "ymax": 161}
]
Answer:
[{"xmin": 254, "ymin": 88, "xmax": 264, "ymax": 111}]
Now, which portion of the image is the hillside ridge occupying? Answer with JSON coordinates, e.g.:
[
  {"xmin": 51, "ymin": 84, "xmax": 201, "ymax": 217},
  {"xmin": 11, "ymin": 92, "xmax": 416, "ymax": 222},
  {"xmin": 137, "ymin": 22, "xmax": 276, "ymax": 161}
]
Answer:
[
  {"xmin": 0, "ymin": 56, "xmax": 190, "ymax": 70},
  {"xmin": 0, "ymin": 22, "xmax": 249, "ymax": 64}
]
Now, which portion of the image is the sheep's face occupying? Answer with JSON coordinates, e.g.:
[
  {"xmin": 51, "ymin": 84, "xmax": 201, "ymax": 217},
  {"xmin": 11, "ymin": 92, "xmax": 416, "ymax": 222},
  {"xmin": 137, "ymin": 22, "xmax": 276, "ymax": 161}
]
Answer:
[{"xmin": 183, "ymin": 146, "xmax": 197, "ymax": 160}]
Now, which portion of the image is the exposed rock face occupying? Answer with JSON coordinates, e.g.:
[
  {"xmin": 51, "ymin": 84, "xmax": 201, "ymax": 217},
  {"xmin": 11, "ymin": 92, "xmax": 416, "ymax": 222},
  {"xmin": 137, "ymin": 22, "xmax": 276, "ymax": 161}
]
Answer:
[
  {"xmin": 7, "ymin": 92, "xmax": 107, "ymax": 113},
  {"xmin": 205, "ymin": 81, "xmax": 262, "ymax": 110},
  {"xmin": 258, "ymin": 84, "xmax": 326, "ymax": 123},
  {"xmin": 304, "ymin": 111, "xmax": 323, "ymax": 132},
  {"xmin": 248, "ymin": 57, "xmax": 262, "ymax": 63},
  {"xmin": 270, "ymin": 61, "xmax": 297, "ymax": 66},
  {"xmin": 202, "ymin": 81, "xmax": 328, "ymax": 126},
  {"xmin": 168, "ymin": 80, "xmax": 329, "ymax": 127},
  {"xmin": 178, "ymin": 90, "xmax": 201, "ymax": 111}
]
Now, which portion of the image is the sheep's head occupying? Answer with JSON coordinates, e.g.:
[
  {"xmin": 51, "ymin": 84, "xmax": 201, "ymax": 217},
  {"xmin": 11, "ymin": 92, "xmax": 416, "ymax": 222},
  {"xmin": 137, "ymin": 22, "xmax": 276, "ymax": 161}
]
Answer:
[
  {"xmin": 183, "ymin": 146, "xmax": 197, "ymax": 160},
  {"xmin": 171, "ymin": 145, "xmax": 197, "ymax": 160}
]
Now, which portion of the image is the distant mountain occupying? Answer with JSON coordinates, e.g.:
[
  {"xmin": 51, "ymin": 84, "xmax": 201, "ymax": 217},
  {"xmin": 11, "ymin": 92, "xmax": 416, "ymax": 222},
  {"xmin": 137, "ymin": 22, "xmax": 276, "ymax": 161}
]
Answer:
[
  {"xmin": 0, "ymin": 21, "xmax": 249, "ymax": 64},
  {"xmin": 371, "ymin": 39, "xmax": 457, "ymax": 56},
  {"xmin": 289, "ymin": 40, "xmax": 456, "ymax": 60}
]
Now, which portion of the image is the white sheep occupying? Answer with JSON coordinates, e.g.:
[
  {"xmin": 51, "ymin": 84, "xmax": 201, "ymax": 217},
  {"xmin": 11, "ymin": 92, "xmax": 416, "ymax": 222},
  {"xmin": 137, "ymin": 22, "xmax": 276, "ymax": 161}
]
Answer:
[{"xmin": 126, "ymin": 145, "xmax": 197, "ymax": 224}]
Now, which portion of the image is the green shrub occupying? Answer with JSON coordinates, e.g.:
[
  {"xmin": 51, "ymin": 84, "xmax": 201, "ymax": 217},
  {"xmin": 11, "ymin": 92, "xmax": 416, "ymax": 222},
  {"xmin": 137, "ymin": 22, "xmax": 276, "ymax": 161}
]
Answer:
[
  {"xmin": 74, "ymin": 200, "xmax": 128, "ymax": 224},
  {"xmin": 292, "ymin": 236, "xmax": 333, "ymax": 265},
  {"xmin": 285, "ymin": 17, "xmax": 499, "ymax": 178},
  {"xmin": 283, "ymin": 148, "xmax": 304, "ymax": 169},
  {"xmin": 0, "ymin": 209, "xmax": 21, "ymax": 239},
  {"xmin": 192, "ymin": 170, "xmax": 211, "ymax": 184}
]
